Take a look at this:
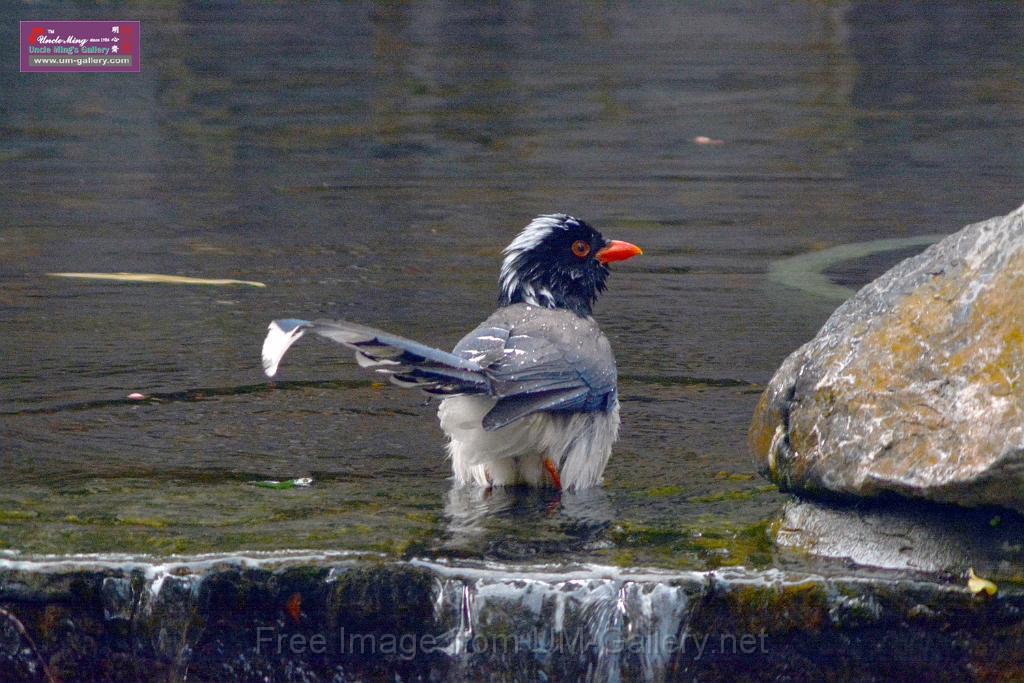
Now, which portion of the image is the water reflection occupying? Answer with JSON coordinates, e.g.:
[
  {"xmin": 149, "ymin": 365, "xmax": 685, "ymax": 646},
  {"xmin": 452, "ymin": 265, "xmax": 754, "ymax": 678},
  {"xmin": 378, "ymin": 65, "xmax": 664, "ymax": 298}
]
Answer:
[{"xmin": 443, "ymin": 485, "xmax": 614, "ymax": 559}]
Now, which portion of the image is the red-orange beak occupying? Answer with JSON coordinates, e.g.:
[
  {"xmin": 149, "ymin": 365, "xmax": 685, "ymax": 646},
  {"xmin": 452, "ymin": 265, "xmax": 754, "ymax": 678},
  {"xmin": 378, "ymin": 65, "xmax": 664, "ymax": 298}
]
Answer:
[{"xmin": 595, "ymin": 240, "xmax": 643, "ymax": 265}]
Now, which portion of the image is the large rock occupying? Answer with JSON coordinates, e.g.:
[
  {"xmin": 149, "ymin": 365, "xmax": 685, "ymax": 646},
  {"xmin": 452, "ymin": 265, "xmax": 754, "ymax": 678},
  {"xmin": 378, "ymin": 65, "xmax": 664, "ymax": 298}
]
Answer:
[{"xmin": 751, "ymin": 203, "xmax": 1024, "ymax": 511}]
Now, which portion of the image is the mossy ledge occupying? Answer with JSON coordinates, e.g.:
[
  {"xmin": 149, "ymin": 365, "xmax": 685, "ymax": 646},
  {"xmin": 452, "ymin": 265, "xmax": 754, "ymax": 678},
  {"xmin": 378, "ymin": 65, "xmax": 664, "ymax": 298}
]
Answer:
[{"xmin": 1, "ymin": 554, "xmax": 1022, "ymax": 681}]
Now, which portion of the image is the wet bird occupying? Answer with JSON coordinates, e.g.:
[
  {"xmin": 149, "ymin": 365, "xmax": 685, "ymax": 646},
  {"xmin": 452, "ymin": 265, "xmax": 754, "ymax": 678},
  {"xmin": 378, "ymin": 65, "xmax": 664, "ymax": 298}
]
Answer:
[{"xmin": 261, "ymin": 214, "xmax": 642, "ymax": 491}]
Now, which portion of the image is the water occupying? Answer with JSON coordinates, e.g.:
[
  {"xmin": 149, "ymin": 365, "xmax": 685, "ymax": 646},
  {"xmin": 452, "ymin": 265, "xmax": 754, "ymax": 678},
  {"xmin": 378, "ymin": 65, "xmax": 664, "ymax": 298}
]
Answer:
[{"xmin": 1, "ymin": 2, "xmax": 1022, "ymax": 569}]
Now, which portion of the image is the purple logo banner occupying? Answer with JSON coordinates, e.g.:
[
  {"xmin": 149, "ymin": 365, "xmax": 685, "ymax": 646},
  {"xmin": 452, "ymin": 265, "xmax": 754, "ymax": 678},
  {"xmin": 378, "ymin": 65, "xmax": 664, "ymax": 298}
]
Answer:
[{"xmin": 20, "ymin": 21, "xmax": 140, "ymax": 73}]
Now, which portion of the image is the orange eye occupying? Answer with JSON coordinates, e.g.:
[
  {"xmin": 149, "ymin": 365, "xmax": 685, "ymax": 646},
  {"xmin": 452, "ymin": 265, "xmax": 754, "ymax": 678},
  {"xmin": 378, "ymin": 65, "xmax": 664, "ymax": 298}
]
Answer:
[{"xmin": 571, "ymin": 240, "xmax": 591, "ymax": 259}]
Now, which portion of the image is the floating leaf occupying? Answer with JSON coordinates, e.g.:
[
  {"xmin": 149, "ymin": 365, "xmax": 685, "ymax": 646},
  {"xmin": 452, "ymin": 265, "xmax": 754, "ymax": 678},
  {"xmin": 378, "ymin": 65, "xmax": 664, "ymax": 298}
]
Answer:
[
  {"xmin": 251, "ymin": 477, "xmax": 313, "ymax": 490},
  {"xmin": 252, "ymin": 480, "xmax": 291, "ymax": 490},
  {"xmin": 967, "ymin": 568, "xmax": 997, "ymax": 596},
  {"xmin": 47, "ymin": 272, "xmax": 265, "ymax": 288}
]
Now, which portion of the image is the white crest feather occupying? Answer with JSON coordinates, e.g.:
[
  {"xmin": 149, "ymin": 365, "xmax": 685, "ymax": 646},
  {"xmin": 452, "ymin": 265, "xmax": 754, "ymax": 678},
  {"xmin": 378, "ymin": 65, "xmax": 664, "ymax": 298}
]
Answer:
[{"xmin": 499, "ymin": 213, "xmax": 576, "ymax": 306}]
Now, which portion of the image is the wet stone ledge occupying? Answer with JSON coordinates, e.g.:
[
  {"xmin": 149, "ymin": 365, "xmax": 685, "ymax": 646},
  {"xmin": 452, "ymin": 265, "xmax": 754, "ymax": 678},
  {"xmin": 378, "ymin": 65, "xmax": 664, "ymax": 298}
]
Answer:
[{"xmin": 0, "ymin": 554, "xmax": 1023, "ymax": 682}]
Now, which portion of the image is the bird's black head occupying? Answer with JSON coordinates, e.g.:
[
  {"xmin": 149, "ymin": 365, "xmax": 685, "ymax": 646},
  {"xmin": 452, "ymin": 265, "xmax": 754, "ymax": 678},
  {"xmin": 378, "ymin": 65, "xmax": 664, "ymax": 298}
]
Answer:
[{"xmin": 497, "ymin": 214, "xmax": 642, "ymax": 317}]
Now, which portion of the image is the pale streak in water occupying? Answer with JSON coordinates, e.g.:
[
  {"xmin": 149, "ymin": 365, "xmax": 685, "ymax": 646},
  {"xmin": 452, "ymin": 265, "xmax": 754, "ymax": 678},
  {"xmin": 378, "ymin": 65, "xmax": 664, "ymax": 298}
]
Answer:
[{"xmin": 768, "ymin": 235, "xmax": 944, "ymax": 302}]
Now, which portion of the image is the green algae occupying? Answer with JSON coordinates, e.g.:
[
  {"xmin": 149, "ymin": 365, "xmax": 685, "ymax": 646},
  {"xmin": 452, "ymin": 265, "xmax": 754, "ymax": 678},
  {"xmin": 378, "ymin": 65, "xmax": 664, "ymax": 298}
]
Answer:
[
  {"xmin": 606, "ymin": 519, "xmax": 774, "ymax": 570},
  {"xmin": 0, "ymin": 476, "xmax": 447, "ymax": 559},
  {"xmin": 645, "ymin": 485, "xmax": 684, "ymax": 498},
  {"xmin": 0, "ymin": 510, "xmax": 38, "ymax": 522},
  {"xmin": 688, "ymin": 485, "xmax": 778, "ymax": 504},
  {"xmin": 115, "ymin": 517, "xmax": 170, "ymax": 529},
  {"xmin": 719, "ymin": 580, "xmax": 830, "ymax": 635}
]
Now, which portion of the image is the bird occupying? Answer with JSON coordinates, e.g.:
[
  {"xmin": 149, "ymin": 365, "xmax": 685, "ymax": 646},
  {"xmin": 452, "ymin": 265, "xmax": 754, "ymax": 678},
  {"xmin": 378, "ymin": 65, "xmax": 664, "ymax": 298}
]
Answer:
[{"xmin": 261, "ymin": 214, "xmax": 642, "ymax": 491}]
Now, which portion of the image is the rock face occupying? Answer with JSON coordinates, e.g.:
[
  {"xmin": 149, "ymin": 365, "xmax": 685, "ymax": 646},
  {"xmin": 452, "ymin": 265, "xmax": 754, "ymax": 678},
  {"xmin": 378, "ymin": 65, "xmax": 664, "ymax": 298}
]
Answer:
[
  {"xmin": 774, "ymin": 500, "xmax": 1024, "ymax": 579},
  {"xmin": 2, "ymin": 555, "xmax": 1024, "ymax": 682},
  {"xmin": 751, "ymin": 203, "xmax": 1024, "ymax": 511}
]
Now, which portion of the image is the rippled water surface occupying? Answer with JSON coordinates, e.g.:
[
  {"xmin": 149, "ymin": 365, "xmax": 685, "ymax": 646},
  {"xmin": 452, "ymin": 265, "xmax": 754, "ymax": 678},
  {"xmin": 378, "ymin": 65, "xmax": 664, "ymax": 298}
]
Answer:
[{"xmin": 1, "ymin": 2, "xmax": 1022, "ymax": 568}]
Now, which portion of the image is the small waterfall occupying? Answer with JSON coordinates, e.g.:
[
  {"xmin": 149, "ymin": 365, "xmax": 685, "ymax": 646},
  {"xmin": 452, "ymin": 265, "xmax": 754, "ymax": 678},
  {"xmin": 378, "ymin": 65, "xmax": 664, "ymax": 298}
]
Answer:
[{"xmin": 424, "ymin": 561, "xmax": 702, "ymax": 682}]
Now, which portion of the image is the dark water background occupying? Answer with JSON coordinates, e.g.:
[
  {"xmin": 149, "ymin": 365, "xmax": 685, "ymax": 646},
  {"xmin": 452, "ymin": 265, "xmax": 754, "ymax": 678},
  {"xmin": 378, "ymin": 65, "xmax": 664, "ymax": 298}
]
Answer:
[{"xmin": 1, "ymin": 2, "xmax": 1022, "ymax": 568}]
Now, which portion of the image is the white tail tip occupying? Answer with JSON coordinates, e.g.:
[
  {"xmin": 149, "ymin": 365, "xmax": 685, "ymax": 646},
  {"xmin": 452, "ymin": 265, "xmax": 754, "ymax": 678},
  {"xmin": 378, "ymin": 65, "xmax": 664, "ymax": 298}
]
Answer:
[{"xmin": 261, "ymin": 320, "xmax": 307, "ymax": 377}]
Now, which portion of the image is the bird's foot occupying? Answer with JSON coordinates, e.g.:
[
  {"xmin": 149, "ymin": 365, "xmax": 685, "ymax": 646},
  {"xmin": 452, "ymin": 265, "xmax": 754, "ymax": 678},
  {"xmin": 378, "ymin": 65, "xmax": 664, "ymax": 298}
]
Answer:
[{"xmin": 543, "ymin": 458, "xmax": 562, "ymax": 491}]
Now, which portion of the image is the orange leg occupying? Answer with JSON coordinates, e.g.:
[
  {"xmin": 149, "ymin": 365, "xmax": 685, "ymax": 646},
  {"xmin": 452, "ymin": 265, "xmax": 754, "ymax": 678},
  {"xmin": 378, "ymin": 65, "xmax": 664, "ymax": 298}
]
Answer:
[{"xmin": 543, "ymin": 458, "xmax": 562, "ymax": 491}]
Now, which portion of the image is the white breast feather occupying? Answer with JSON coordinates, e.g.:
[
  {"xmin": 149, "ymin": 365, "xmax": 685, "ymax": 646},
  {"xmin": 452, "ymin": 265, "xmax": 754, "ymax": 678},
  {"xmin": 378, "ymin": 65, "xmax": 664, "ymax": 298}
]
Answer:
[{"xmin": 437, "ymin": 394, "xmax": 619, "ymax": 490}]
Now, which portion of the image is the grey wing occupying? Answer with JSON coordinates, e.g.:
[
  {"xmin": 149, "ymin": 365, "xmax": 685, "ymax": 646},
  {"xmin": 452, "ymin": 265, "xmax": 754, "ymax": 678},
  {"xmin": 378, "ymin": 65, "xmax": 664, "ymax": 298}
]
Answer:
[
  {"xmin": 452, "ymin": 323, "xmax": 511, "ymax": 367},
  {"xmin": 454, "ymin": 310, "xmax": 617, "ymax": 431}
]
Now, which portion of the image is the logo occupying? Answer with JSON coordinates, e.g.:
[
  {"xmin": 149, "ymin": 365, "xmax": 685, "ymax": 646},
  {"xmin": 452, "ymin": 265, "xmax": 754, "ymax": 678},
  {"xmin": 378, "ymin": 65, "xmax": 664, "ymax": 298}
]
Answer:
[{"xmin": 20, "ymin": 21, "xmax": 141, "ymax": 73}]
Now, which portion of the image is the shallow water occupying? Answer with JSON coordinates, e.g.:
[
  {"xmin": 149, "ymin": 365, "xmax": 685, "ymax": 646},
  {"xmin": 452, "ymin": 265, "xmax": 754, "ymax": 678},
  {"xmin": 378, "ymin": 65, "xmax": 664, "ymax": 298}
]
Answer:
[{"xmin": 1, "ymin": 2, "xmax": 1023, "ymax": 568}]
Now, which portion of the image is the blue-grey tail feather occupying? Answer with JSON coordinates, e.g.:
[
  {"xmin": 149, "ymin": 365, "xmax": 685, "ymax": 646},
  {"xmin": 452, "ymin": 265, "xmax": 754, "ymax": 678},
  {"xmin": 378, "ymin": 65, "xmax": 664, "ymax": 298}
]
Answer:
[
  {"xmin": 264, "ymin": 318, "xmax": 488, "ymax": 396},
  {"xmin": 276, "ymin": 318, "xmax": 310, "ymax": 334}
]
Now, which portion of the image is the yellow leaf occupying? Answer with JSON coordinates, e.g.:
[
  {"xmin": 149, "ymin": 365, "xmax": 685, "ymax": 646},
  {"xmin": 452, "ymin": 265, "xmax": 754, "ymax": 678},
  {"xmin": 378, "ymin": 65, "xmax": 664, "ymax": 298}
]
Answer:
[
  {"xmin": 47, "ymin": 272, "xmax": 265, "ymax": 288},
  {"xmin": 967, "ymin": 568, "xmax": 997, "ymax": 596}
]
